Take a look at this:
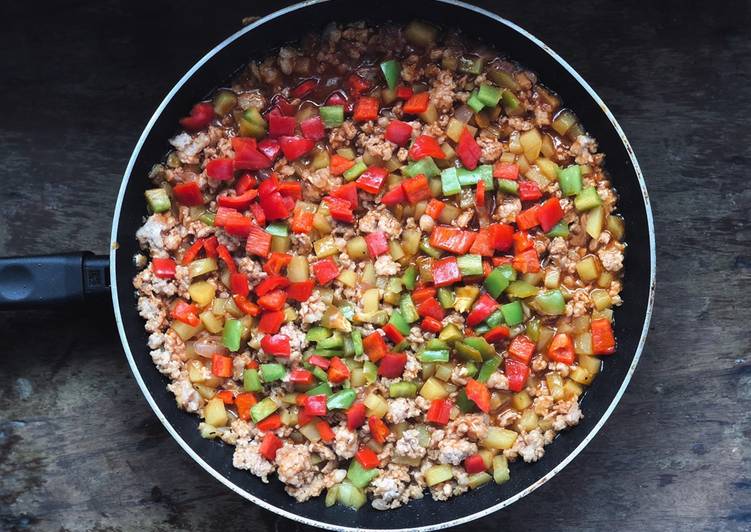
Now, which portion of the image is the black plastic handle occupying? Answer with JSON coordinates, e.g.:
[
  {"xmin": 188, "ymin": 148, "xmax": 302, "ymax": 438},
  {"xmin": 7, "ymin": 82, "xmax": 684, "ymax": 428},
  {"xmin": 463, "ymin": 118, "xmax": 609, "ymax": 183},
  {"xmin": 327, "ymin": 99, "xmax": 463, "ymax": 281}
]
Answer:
[{"xmin": 0, "ymin": 252, "xmax": 110, "ymax": 309}]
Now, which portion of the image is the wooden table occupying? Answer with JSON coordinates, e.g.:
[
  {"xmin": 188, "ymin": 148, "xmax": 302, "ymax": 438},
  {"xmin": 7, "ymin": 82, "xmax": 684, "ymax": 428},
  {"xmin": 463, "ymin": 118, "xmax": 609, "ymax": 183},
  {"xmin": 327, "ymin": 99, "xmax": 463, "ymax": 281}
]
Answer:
[{"xmin": 2, "ymin": 1, "xmax": 749, "ymax": 530}]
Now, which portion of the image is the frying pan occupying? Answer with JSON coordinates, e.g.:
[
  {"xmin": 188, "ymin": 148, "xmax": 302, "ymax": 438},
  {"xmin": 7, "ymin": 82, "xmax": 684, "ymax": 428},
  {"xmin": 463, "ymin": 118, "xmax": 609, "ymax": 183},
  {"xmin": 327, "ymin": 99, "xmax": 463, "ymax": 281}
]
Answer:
[{"xmin": 0, "ymin": 0, "xmax": 656, "ymax": 529}]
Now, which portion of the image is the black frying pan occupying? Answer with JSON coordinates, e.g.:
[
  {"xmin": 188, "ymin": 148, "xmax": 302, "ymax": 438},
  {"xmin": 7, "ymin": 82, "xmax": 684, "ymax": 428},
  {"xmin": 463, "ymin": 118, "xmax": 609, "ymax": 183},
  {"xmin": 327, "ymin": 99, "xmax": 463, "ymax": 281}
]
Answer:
[{"xmin": 0, "ymin": 1, "xmax": 656, "ymax": 529}]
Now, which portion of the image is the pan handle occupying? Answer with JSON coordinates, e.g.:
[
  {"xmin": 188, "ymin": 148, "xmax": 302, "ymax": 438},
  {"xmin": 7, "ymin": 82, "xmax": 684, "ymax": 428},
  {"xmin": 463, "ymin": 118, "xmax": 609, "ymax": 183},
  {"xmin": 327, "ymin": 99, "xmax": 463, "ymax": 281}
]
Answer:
[{"xmin": 0, "ymin": 252, "xmax": 110, "ymax": 310}]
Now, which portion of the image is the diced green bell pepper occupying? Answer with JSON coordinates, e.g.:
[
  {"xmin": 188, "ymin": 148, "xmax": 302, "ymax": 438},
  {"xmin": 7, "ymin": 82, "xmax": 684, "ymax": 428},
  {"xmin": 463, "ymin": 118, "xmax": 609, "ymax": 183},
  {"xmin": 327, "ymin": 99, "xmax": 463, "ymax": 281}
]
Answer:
[
  {"xmin": 145, "ymin": 188, "xmax": 171, "ymax": 213},
  {"xmin": 441, "ymin": 167, "xmax": 461, "ymax": 196},
  {"xmin": 463, "ymin": 337, "xmax": 496, "ymax": 360},
  {"xmin": 306, "ymin": 327, "xmax": 331, "ymax": 343},
  {"xmin": 457, "ymin": 254, "xmax": 483, "ymax": 277},
  {"xmin": 222, "ymin": 319, "xmax": 242, "ymax": 351},
  {"xmin": 497, "ymin": 264, "xmax": 517, "ymax": 282},
  {"xmin": 402, "ymin": 266, "xmax": 417, "ymax": 290},
  {"xmin": 439, "ymin": 323, "xmax": 463, "ymax": 343},
  {"xmin": 501, "ymin": 89, "xmax": 521, "ymax": 113},
  {"xmin": 574, "ymin": 187, "xmax": 602, "ymax": 211},
  {"xmin": 250, "ymin": 397, "xmax": 278, "ymax": 423},
  {"xmin": 500, "ymin": 301, "xmax": 524, "ymax": 326},
  {"xmin": 437, "ymin": 287, "xmax": 455, "ymax": 309},
  {"xmin": 525, "ymin": 317, "xmax": 541, "ymax": 341},
  {"xmin": 399, "ymin": 294, "xmax": 420, "ymax": 323},
  {"xmin": 497, "ymin": 179, "xmax": 519, "ymax": 195},
  {"xmin": 327, "ymin": 388, "xmax": 357, "ymax": 410},
  {"xmin": 243, "ymin": 368, "xmax": 262, "ymax": 392},
  {"xmin": 557, "ymin": 165, "xmax": 582, "ymax": 196},
  {"xmin": 477, "ymin": 83, "xmax": 503, "ymax": 107},
  {"xmin": 380, "ymin": 59, "xmax": 400, "ymax": 90},
  {"xmin": 265, "ymin": 222, "xmax": 288, "ymax": 237},
  {"xmin": 351, "ymin": 329, "xmax": 364, "ymax": 357},
  {"xmin": 312, "ymin": 366, "xmax": 329, "ymax": 382},
  {"xmin": 347, "ymin": 460, "xmax": 379, "ymax": 488},
  {"xmin": 455, "ymin": 389, "xmax": 477, "ymax": 413},
  {"xmin": 405, "ymin": 157, "xmax": 440, "ymax": 178},
  {"xmin": 419, "ymin": 236, "xmax": 442, "ymax": 258},
  {"xmin": 506, "ymin": 280, "xmax": 539, "ymax": 299},
  {"xmin": 454, "ymin": 341, "xmax": 483, "ymax": 362},
  {"xmin": 465, "ymin": 361, "xmax": 478, "ymax": 378},
  {"xmin": 307, "ymin": 382, "xmax": 333, "ymax": 396},
  {"xmin": 320, "ymin": 105, "xmax": 344, "ymax": 128},
  {"xmin": 546, "ymin": 221, "xmax": 570, "ymax": 238},
  {"xmin": 484, "ymin": 267, "xmax": 510, "ymax": 298},
  {"xmin": 419, "ymin": 349, "xmax": 450, "ymax": 363},
  {"xmin": 388, "ymin": 310, "xmax": 411, "ymax": 335},
  {"xmin": 484, "ymin": 309, "xmax": 505, "ymax": 328},
  {"xmin": 467, "ymin": 90, "xmax": 485, "ymax": 112},
  {"xmin": 531, "ymin": 290, "xmax": 566, "ymax": 315},
  {"xmin": 198, "ymin": 211, "xmax": 215, "ymax": 226},
  {"xmin": 477, "ymin": 357, "xmax": 501, "ymax": 383},
  {"xmin": 363, "ymin": 361, "xmax": 378, "ymax": 384},
  {"xmin": 260, "ymin": 363, "xmax": 286, "ymax": 383},
  {"xmin": 318, "ymin": 331, "xmax": 344, "ymax": 350},
  {"xmin": 343, "ymin": 160, "xmax": 368, "ymax": 182},
  {"xmin": 389, "ymin": 381, "xmax": 418, "ymax": 398}
]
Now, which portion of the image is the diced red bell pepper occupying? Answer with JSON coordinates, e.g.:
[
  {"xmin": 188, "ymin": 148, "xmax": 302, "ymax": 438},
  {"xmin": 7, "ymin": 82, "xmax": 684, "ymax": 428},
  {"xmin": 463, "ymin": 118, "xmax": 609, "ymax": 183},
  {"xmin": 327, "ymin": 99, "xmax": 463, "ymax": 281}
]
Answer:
[
  {"xmin": 426, "ymin": 398, "xmax": 452, "ymax": 425},
  {"xmin": 421, "ymin": 316, "xmax": 443, "ymax": 333},
  {"xmin": 516, "ymin": 205, "xmax": 540, "ymax": 231},
  {"xmin": 223, "ymin": 213, "xmax": 254, "ymax": 237},
  {"xmin": 249, "ymin": 202, "xmax": 266, "ymax": 226},
  {"xmin": 465, "ymin": 378, "xmax": 491, "ymax": 413},
  {"xmin": 230, "ymin": 272, "xmax": 250, "ymax": 297},
  {"xmin": 402, "ymin": 174, "xmax": 432, "ymax": 204},
  {"xmin": 215, "ymin": 391, "xmax": 234, "ymax": 406},
  {"xmin": 259, "ymin": 190, "xmax": 293, "ymax": 221},
  {"xmin": 217, "ymin": 189, "xmax": 258, "ymax": 210},
  {"xmin": 301, "ymin": 116, "xmax": 326, "ymax": 141},
  {"xmin": 311, "ymin": 258, "xmax": 340, "ymax": 285},
  {"xmin": 489, "ymin": 223, "xmax": 514, "ymax": 251},
  {"xmin": 217, "ymin": 244, "xmax": 237, "ymax": 273},
  {"xmin": 291, "ymin": 78, "xmax": 319, "ymax": 99},
  {"xmin": 430, "ymin": 226, "xmax": 477, "ymax": 254},
  {"xmin": 326, "ymin": 90, "xmax": 350, "ymax": 110},
  {"xmin": 513, "ymin": 248, "xmax": 540, "ymax": 273},
  {"xmin": 378, "ymin": 352, "xmax": 407, "ymax": 378},
  {"xmin": 171, "ymin": 299, "xmax": 200, "ymax": 326},
  {"xmin": 278, "ymin": 181, "xmax": 302, "ymax": 200},
  {"xmin": 347, "ymin": 402, "xmax": 366, "ymax": 430},
  {"xmin": 288, "ymin": 280, "xmax": 314, "ymax": 302},
  {"xmin": 179, "ymin": 102, "xmax": 214, "ymax": 132},
  {"xmin": 493, "ymin": 162, "xmax": 520, "ymax": 180},
  {"xmin": 291, "ymin": 208, "xmax": 314, "ymax": 233},
  {"xmin": 346, "ymin": 74, "xmax": 371, "ymax": 95},
  {"xmin": 368, "ymin": 416, "xmax": 390, "ymax": 444},
  {"xmin": 316, "ymin": 420, "xmax": 335, "ymax": 443},
  {"xmin": 270, "ymin": 95, "xmax": 298, "ymax": 116},
  {"xmin": 246, "ymin": 225, "xmax": 272, "ymax": 258},
  {"xmin": 365, "ymin": 231, "xmax": 389, "ymax": 258},
  {"xmin": 211, "ymin": 353, "xmax": 233, "ymax": 378},
  {"xmin": 152, "ymin": 257, "xmax": 176, "ymax": 279},
  {"xmin": 256, "ymin": 413, "xmax": 282, "ymax": 432},
  {"xmin": 172, "ymin": 182, "xmax": 203, "ymax": 206},
  {"xmin": 416, "ymin": 297, "xmax": 445, "ymax": 321},
  {"xmin": 289, "ymin": 368, "xmax": 315, "ymax": 386},
  {"xmin": 233, "ymin": 294, "xmax": 260, "ymax": 317},
  {"xmin": 403, "ymin": 91, "xmax": 430, "ymax": 114},
  {"xmin": 305, "ymin": 395, "xmax": 328, "ymax": 417},
  {"xmin": 547, "ymin": 333, "xmax": 575, "ymax": 365},
  {"xmin": 408, "ymin": 135, "xmax": 446, "ymax": 160},
  {"xmin": 261, "ymin": 333, "xmax": 291, "ymax": 358},
  {"xmin": 432, "ymin": 257, "xmax": 461, "ymax": 287},
  {"xmin": 255, "ymin": 275, "xmax": 290, "ymax": 296},
  {"xmin": 385, "ymin": 120, "xmax": 413, "ymax": 146},
  {"xmin": 258, "ymin": 138, "xmax": 281, "ymax": 162},
  {"xmin": 469, "ymin": 228, "xmax": 494, "ymax": 257},
  {"xmin": 214, "ymin": 206, "xmax": 237, "ymax": 227},
  {"xmin": 257, "ymin": 289, "xmax": 287, "ymax": 311},
  {"xmin": 263, "ymin": 252, "xmax": 292, "ymax": 276},
  {"xmin": 232, "ymin": 137, "xmax": 272, "ymax": 170},
  {"xmin": 537, "ymin": 197, "xmax": 564, "ymax": 232},
  {"xmin": 466, "ymin": 293, "xmax": 499, "ymax": 327},
  {"xmin": 206, "ymin": 158, "xmax": 235, "ymax": 181},
  {"xmin": 259, "ymin": 432, "xmax": 283, "ymax": 461},
  {"xmin": 327, "ymin": 356, "xmax": 350, "ymax": 384},
  {"xmin": 591, "ymin": 318, "xmax": 616, "ymax": 355},
  {"xmin": 518, "ymin": 180, "xmax": 543, "ymax": 202},
  {"xmin": 356, "ymin": 166, "xmax": 388, "ymax": 194},
  {"xmin": 381, "ymin": 323, "xmax": 405, "ymax": 344},
  {"xmin": 505, "ymin": 358, "xmax": 530, "ymax": 392},
  {"xmin": 235, "ymin": 173, "xmax": 257, "ymax": 194},
  {"xmin": 181, "ymin": 239, "xmax": 204, "ymax": 265},
  {"xmin": 279, "ymin": 135, "xmax": 314, "ymax": 161},
  {"xmin": 323, "ymin": 195, "xmax": 354, "ymax": 223},
  {"xmin": 203, "ymin": 236, "xmax": 218, "ymax": 258},
  {"xmin": 483, "ymin": 325, "xmax": 510, "ymax": 343},
  {"xmin": 464, "ymin": 454, "xmax": 487, "ymax": 474},
  {"xmin": 258, "ymin": 310, "xmax": 285, "ymax": 334},
  {"xmin": 411, "ymin": 287, "xmax": 437, "ymax": 304},
  {"xmin": 308, "ymin": 355, "xmax": 331, "ymax": 369},
  {"xmin": 379, "ymin": 184, "xmax": 407, "ymax": 205},
  {"xmin": 331, "ymin": 182, "xmax": 359, "ymax": 209},
  {"xmin": 457, "ymin": 128, "xmax": 481, "ymax": 170},
  {"xmin": 425, "ymin": 199, "xmax": 445, "ymax": 220},
  {"xmin": 476, "ymin": 179, "xmax": 486, "ymax": 208},
  {"xmin": 508, "ymin": 334, "xmax": 536, "ymax": 364},
  {"xmin": 395, "ymin": 85, "xmax": 413, "ymax": 100},
  {"xmin": 330, "ymin": 154, "xmax": 355, "ymax": 176},
  {"xmin": 355, "ymin": 448, "xmax": 380, "ymax": 469},
  {"xmin": 353, "ymin": 96, "xmax": 379, "ymax": 122},
  {"xmin": 363, "ymin": 331, "xmax": 388, "ymax": 362},
  {"xmin": 258, "ymin": 173, "xmax": 279, "ymax": 197},
  {"xmin": 513, "ymin": 231, "xmax": 533, "ymax": 253},
  {"xmin": 235, "ymin": 392, "xmax": 257, "ymax": 421},
  {"xmin": 268, "ymin": 113, "xmax": 297, "ymax": 137}
]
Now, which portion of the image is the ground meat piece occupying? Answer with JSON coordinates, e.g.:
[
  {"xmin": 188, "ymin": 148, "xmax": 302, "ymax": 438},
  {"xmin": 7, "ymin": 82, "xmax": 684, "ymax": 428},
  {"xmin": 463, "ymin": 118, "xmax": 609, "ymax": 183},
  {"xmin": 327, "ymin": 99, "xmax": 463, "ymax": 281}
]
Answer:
[
  {"xmin": 402, "ymin": 353, "xmax": 421, "ymax": 381},
  {"xmin": 232, "ymin": 353, "xmax": 252, "ymax": 380},
  {"xmin": 333, "ymin": 425, "xmax": 358, "ymax": 458},
  {"xmin": 169, "ymin": 131, "xmax": 211, "ymax": 164},
  {"xmin": 486, "ymin": 371, "xmax": 509, "ymax": 390},
  {"xmin": 277, "ymin": 46, "xmax": 298, "ymax": 75},
  {"xmin": 370, "ymin": 464, "xmax": 423, "ymax": 510},
  {"xmin": 328, "ymin": 120, "xmax": 357, "ymax": 149},
  {"xmin": 450, "ymin": 365, "xmax": 469, "ymax": 386},
  {"xmin": 237, "ymin": 89, "xmax": 266, "ymax": 111},
  {"xmin": 150, "ymin": 346, "xmax": 182, "ymax": 380},
  {"xmin": 300, "ymin": 290, "xmax": 327, "ymax": 324},
  {"xmin": 279, "ymin": 322, "xmax": 308, "ymax": 362},
  {"xmin": 275, "ymin": 443, "xmax": 315, "ymax": 488},
  {"xmin": 386, "ymin": 398, "xmax": 421, "ymax": 424},
  {"xmin": 133, "ymin": 267, "xmax": 178, "ymax": 298},
  {"xmin": 497, "ymin": 409, "xmax": 520, "ymax": 428},
  {"xmin": 236, "ymin": 257, "xmax": 267, "ymax": 286},
  {"xmin": 513, "ymin": 428, "xmax": 555, "ymax": 463},
  {"xmin": 357, "ymin": 206, "xmax": 402, "ymax": 237},
  {"xmin": 419, "ymin": 214, "xmax": 435, "ymax": 232},
  {"xmin": 136, "ymin": 214, "xmax": 179, "ymax": 256},
  {"xmin": 452, "ymin": 209, "xmax": 474, "ymax": 228},
  {"xmin": 569, "ymin": 135, "xmax": 597, "ymax": 165},
  {"xmin": 137, "ymin": 296, "xmax": 167, "ymax": 333},
  {"xmin": 495, "ymin": 197, "xmax": 522, "ymax": 223},
  {"xmin": 374, "ymin": 255, "xmax": 401, "ymax": 276},
  {"xmin": 395, "ymin": 429, "xmax": 427, "ymax": 459},
  {"xmin": 548, "ymin": 236, "xmax": 568, "ymax": 256},
  {"xmin": 290, "ymin": 233, "xmax": 313, "ymax": 255},
  {"xmin": 304, "ymin": 167, "xmax": 341, "ymax": 195},
  {"xmin": 286, "ymin": 467, "xmax": 347, "ymax": 502},
  {"xmin": 447, "ymin": 414, "xmax": 489, "ymax": 441},
  {"xmin": 430, "ymin": 69, "xmax": 457, "ymax": 113},
  {"xmin": 598, "ymin": 246, "xmax": 625, "ymax": 272},
  {"xmin": 531, "ymin": 355, "xmax": 548, "ymax": 372},
  {"xmin": 565, "ymin": 290, "xmax": 589, "ymax": 318},
  {"xmin": 478, "ymin": 135, "xmax": 503, "ymax": 163},
  {"xmin": 167, "ymin": 378, "xmax": 203, "ymax": 413},
  {"xmin": 437, "ymin": 438, "xmax": 477, "ymax": 465},
  {"xmin": 359, "ymin": 132, "xmax": 395, "ymax": 162},
  {"xmin": 233, "ymin": 439, "xmax": 275, "ymax": 482},
  {"xmin": 552, "ymin": 400, "xmax": 583, "ymax": 431},
  {"xmin": 533, "ymin": 394, "xmax": 554, "ymax": 416}
]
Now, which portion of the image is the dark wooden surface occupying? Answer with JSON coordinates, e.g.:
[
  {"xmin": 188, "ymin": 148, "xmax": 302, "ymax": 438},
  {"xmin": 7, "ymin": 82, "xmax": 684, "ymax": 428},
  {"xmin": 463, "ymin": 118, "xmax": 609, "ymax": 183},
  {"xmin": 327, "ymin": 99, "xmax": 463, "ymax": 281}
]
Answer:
[{"xmin": 2, "ymin": 1, "xmax": 750, "ymax": 530}]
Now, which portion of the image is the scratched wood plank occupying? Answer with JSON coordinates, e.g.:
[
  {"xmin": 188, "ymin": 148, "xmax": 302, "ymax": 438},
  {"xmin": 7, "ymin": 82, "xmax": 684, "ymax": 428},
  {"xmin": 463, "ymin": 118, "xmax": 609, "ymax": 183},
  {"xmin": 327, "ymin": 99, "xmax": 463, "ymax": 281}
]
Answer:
[{"xmin": 1, "ymin": 0, "xmax": 750, "ymax": 531}]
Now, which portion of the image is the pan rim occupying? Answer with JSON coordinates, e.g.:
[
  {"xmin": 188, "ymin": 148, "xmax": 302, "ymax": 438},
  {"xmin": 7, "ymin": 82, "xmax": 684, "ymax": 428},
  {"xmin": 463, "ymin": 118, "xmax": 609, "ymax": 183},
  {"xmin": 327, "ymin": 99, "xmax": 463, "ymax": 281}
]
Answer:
[{"xmin": 110, "ymin": 1, "xmax": 656, "ymax": 530}]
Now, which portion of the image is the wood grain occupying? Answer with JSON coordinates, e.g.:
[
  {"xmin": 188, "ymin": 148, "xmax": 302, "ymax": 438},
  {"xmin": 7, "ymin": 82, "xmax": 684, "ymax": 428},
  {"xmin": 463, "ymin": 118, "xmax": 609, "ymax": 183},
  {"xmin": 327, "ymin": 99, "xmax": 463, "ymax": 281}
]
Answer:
[{"xmin": 1, "ymin": 1, "xmax": 750, "ymax": 530}]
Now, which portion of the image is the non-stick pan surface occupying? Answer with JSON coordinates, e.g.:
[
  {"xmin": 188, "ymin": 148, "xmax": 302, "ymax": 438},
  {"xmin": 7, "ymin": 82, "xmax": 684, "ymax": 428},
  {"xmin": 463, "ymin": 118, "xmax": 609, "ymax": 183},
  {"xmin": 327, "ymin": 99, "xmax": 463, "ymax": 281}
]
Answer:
[{"xmin": 110, "ymin": 1, "xmax": 655, "ymax": 529}]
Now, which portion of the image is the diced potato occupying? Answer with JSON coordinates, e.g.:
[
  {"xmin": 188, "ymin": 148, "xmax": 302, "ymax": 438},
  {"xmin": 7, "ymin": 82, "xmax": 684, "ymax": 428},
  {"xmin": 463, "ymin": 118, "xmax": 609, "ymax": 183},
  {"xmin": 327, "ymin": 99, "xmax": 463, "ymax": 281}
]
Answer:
[
  {"xmin": 172, "ymin": 321, "xmax": 204, "ymax": 341},
  {"xmin": 590, "ymin": 289, "xmax": 612, "ymax": 311},
  {"xmin": 337, "ymin": 270, "xmax": 357, "ymax": 288},
  {"xmin": 434, "ymin": 363, "xmax": 454, "ymax": 382},
  {"xmin": 508, "ymin": 131, "xmax": 523, "ymax": 154},
  {"xmin": 511, "ymin": 391, "xmax": 532, "ymax": 411},
  {"xmin": 552, "ymin": 109, "xmax": 577, "ymax": 136},
  {"xmin": 578, "ymin": 354, "xmax": 601, "ymax": 375},
  {"xmin": 519, "ymin": 128, "xmax": 542, "ymax": 162},
  {"xmin": 211, "ymin": 297, "xmax": 228, "ymax": 316},
  {"xmin": 299, "ymin": 421, "xmax": 322, "ymax": 442},
  {"xmin": 570, "ymin": 365, "xmax": 595, "ymax": 385},
  {"xmin": 576, "ymin": 255, "xmax": 601, "ymax": 282},
  {"xmin": 223, "ymin": 296, "xmax": 244, "ymax": 318},
  {"xmin": 447, "ymin": 118, "xmax": 467, "ymax": 142},
  {"xmin": 585, "ymin": 206, "xmax": 604, "ymax": 239},
  {"xmin": 271, "ymin": 235, "xmax": 290, "ymax": 253},
  {"xmin": 199, "ymin": 310, "xmax": 224, "ymax": 334},
  {"xmin": 198, "ymin": 422, "xmax": 218, "ymax": 439},
  {"xmin": 401, "ymin": 229, "xmax": 422, "ymax": 256},
  {"xmin": 536, "ymin": 326, "xmax": 555, "ymax": 352},
  {"xmin": 607, "ymin": 215, "xmax": 625, "ymax": 241},
  {"xmin": 187, "ymin": 359, "xmax": 206, "ymax": 383},
  {"xmin": 544, "ymin": 269, "xmax": 560, "ymax": 289},
  {"xmin": 516, "ymin": 409, "xmax": 539, "ymax": 432},
  {"xmin": 364, "ymin": 393, "xmax": 388, "ymax": 418},
  {"xmin": 314, "ymin": 235, "xmax": 339, "ymax": 258},
  {"xmin": 541, "ymin": 133, "xmax": 556, "ymax": 158},
  {"xmin": 438, "ymin": 203, "xmax": 460, "ymax": 224},
  {"xmin": 188, "ymin": 257, "xmax": 218, "ymax": 278},
  {"xmin": 313, "ymin": 210, "xmax": 332, "ymax": 234},
  {"xmin": 574, "ymin": 332, "xmax": 593, "ymax": 355},
  {"xmin": 288, "ymin": 256, "xmax": 309, "ymax": 282},
  {"xmin": 420, "ymin": 377, "xmax": 449, "ymax": 400},
  {"xmin": 454, "ymin": 286, "xmax": 480, "ymax": 312},
  {"xmin": 362, "ymin": 288, "xmax": 381, "ymax": 314},
  {"xmin": 563, "ymin": 379, "xmax": 584, "ymax": 399},
  {"xmin": 425, "ymin": 464, "xmax": 454, "ymax": 487},
  {"xmin": 346, "ymin": 236, "xmax": 368, "ymax": 260},
  {"xmin": 468, "ymin": 471, "xmax": 493, "ymax": 489},
  {"xmin": 482, "ymin": 427, "xmax": 518, "ymax": 450},
  {"xmin": 204, "ymin": 397, "xmax": 228, "ymax": 427},
  {"xmin": 536, "ymin": 158, "xmax": 559, "ymax": 181},
  {"xmin": 389, "ymin": 241, "xmax": 406, "ymax": 262},
  {"xmin": 189, "ymin": 281, "xmax": 215, "ymax": 307},
  {"xmin": 597, "ymin": 271, "xmax": 614, "ymax": 288},
  {"xmin": 478, "ymin": 449, "xmax": 496, "ymax": 469},
  {"xmin": 361, "ymin": 262, "xmax": 377, "ymax": 286},
  {"xmin": 546, "ymin": 373, "xmax": 565, "ymax": 401},
  {"xmin": 493, "ymin": 455, "xmax": 510, "ymax": 484}
]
